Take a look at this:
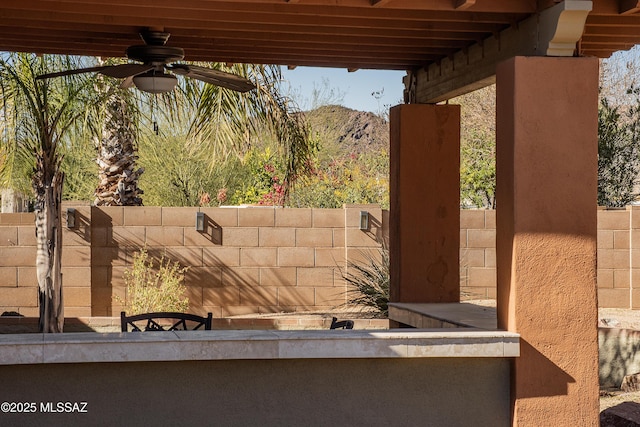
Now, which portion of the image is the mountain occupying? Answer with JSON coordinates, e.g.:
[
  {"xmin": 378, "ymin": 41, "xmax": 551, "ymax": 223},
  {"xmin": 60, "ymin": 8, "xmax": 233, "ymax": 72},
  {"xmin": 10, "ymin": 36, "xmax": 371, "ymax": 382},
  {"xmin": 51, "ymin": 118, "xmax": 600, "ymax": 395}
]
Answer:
[{"xmin": 304, "ymin": 105, "xmax": 389, "ymax": 154}]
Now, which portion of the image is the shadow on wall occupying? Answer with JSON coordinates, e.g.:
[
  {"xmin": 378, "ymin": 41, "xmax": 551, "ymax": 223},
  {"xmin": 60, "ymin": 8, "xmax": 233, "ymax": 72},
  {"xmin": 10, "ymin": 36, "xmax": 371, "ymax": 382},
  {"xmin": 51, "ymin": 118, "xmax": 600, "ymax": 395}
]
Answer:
[
  {"xmin": 67, "ymin": 207, "xmax": 91, "ymax": 243},
  {"xmin": 599, "ymin": 328, "xmax": 640, "ymax": 388},
  {"xmin": 71, "ymin": 206, "xmax": 384, "ymax": 318},
  {"xmin": 516, "ymin": 340, "xmax": 575, "ymax": 398},
  {"xmin": 0, "ymin": 316, "xmax": 100, "ymax": 333},
  {"xmin": 90, "ymin": 209, "xmax": 118, "ymax": 316},
  {"xmin": 365, "ymin": 213, "xmax": 386, "ymax": 249},
  {"xmin": 202, "ymin": 215, "xmax": 222, "ymax": 245}
]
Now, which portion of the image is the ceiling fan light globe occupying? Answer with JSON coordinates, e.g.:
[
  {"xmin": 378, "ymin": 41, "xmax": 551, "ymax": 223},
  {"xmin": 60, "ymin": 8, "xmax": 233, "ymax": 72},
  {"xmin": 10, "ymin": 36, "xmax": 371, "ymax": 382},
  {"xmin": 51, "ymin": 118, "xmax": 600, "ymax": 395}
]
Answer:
[{"xmin": 133, "ymin": 73, "xmax": 177, "ymax": 93}]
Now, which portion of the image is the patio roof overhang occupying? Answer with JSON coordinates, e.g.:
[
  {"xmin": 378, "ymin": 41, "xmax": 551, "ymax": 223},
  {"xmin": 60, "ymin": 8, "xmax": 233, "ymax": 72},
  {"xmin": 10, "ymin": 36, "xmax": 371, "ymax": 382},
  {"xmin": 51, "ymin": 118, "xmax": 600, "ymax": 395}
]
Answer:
[{"xmin": 0, "ymin": 1, "xmax": 639, "ymax": 101}]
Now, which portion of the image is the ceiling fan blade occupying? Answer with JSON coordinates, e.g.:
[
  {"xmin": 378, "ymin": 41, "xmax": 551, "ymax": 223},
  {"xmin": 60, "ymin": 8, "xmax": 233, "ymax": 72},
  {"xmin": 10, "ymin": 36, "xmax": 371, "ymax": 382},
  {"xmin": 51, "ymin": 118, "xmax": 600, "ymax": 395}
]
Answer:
[
  {"xmin": 120, "ymin": 76, "xmax": 135, "ymax": 89},
  {"xmin": 37, "ymin": 64, "xmax": 155, "ymax": 81},
  {"xmin": 169, "ymin": 64, "xmax": 256, "ymax": 92},
  {"xmin": 35, "ymin": 66, "xmax": 111, "ymax": 80},
  {"xmin": 99, "ymin": 64, "xmax": 154, "ymax": 79}
]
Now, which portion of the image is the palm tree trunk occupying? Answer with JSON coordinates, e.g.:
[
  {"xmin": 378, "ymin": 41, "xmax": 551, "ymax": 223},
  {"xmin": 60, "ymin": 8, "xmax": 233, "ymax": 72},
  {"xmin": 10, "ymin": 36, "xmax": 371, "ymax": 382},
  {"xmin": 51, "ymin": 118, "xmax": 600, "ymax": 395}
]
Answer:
[
  {"xmin": 94, "ymin": 93, "xmax": 143, "ymax": 206},
  {"xmin": 34, "ymin": 152, "xmax": 64, "ymax": 333}
]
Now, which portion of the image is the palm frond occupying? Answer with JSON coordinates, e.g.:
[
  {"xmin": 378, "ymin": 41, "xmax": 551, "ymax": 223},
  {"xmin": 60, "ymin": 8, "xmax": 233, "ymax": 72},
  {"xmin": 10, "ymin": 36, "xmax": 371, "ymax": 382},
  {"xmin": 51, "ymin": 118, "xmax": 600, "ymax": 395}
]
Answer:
[
  {"xmin": 169, "ymin": 64, "xmax": 315, "ymax": 203},
  {"xmin": 0, "ymin": 53, "xmax": 102, "ymax": 192}
]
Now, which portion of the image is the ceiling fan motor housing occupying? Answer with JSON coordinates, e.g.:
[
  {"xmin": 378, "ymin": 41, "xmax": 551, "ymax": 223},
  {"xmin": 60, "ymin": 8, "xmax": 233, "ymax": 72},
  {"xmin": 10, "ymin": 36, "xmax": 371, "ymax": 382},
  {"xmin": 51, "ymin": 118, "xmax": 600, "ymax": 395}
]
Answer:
[
  {"xmin": 140, "ymin": 30, "xmax": 171, "ymax": 46},
  {"xmin": 126, "ymin": 45, "xmax": 185, "ymax": 64}
]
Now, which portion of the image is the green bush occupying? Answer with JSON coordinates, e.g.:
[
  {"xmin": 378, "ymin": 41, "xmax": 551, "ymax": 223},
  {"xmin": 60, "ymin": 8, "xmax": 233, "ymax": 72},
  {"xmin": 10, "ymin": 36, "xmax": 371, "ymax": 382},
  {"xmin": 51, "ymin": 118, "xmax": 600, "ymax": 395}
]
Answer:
[
  {"xmin": 598, "ymin": 96, "xmax": 640, "ymax": 207},
  {"xmin": 116, "ymin": 247, "xmax": 189, "ymax": 314},
  {"xmin": 288, "ymin": 150, "xmax": 389, "ymax": 208}
]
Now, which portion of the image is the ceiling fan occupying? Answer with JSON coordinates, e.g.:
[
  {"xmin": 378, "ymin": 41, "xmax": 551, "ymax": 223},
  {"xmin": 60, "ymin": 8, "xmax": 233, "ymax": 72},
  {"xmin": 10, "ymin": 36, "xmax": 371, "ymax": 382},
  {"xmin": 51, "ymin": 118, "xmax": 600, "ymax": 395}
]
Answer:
[{"xmin": 36, "ymin": 30, "xmax": 256, "ymax": 94}]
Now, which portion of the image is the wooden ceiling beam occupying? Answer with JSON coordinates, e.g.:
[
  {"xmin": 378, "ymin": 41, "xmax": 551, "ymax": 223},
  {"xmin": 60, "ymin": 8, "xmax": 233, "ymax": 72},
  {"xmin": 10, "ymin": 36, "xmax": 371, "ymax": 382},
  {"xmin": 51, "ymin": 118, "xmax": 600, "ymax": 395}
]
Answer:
[
  {"xmin": 589, "ymin": 0, "xmax": 624, "ymax": 14},
  {"xmin": 183, "ymin": 55, "xmax": 416, "ymax": 69},
  {"xmin": 0, "ymin": 7, "xmax": 509, "ymax": 37},
  {"xmin": 25, "ymin": 0, "xmax": 536, "ymax": 14},
  {"xmin": 0, "ymin": 42, "xmax": 437, "ymax": 64},
  {"xmin": 3, "ymin": 0, "xmax": 531, "ymax": 22},
  {"xmin": 0, "ymin": 39, "xmax": 421, "ymax": 69},
  {"xmin": 0, "ymin": 26, "xmax": 471, "ymax": 52},
  {"xmin": 170, "ymin": 35, "xmax": 470, "ymax": 50},
  {"xmin": 586, "ymin": 14, "xmax": 640, "ymax": 25},
  {"xmin": 583, "ymin": 25, "xmax": 640, "ymax": 36},
  {"xmin": 581, "ymin": 34, "xmax": 640, "ymax": 44},
  {"xmin": 582, "ymin": 46, "xmax": 638, "ymax": 56},
  {"xmin": 0, "ymin": 28, "xmax": 494, "ymax": 48},
  {"xmin": 0, "ymin": 9, "xmax": 501, "ymax": 42},
  {"xmin": 0, "ymin": 30, "xmax": 449, "ymax": 60},
  {"xmin": 454, "ymin": 0, "xmax": 476, "ymax": 11},
  {"xmin": 371, "ymin": 0, "xmax": 394, "ymax": 6},
  {"xmin": 619, "ymin": 0, "xmax": 640, "ymax": 14},
  {"xmin": 228, "ymin": 46, "xmax": 432, "ymax": 62},
  {"xmin": 0, "ymin": 44, "xmax": 455, "ymax": 67},
  {"xmin": 412, "ymin": 0, "xmax": 591, "ymax": 103},
  {"xmin": 0, "ymin": 27, "xmax": 490, "ymax": 52},
  {"xmin": 0, "ymin": 26, "xmax": 477, "ymax": 53}
]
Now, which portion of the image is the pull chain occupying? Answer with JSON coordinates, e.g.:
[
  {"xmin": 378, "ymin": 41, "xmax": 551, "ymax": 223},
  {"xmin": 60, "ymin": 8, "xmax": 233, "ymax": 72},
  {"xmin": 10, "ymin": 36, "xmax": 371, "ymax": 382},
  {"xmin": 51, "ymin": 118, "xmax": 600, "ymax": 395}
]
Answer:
[{"xmin": 151, "ymin": 95, "xmax": 159, "ymax": 135}]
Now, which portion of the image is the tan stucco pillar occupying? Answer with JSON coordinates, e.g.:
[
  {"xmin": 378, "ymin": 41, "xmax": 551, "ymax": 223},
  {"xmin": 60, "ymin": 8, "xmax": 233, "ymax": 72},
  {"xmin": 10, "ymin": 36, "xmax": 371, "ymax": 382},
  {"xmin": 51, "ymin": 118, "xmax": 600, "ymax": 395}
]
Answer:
[
  {"xmin": 496, "ymin": 57, "xmax": 599, "ymax": 426},
  {"xmin": 389, "ymin": 104, "xmax": 460, "ymax": 303}
]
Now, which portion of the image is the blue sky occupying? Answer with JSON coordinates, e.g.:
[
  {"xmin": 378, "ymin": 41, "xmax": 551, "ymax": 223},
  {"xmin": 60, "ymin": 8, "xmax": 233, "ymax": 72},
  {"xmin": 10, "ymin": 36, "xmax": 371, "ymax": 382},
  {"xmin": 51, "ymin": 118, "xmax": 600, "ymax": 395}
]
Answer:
[{"xmin": 280, "ymin": 66, "xmax": 405, "ymax": 114}]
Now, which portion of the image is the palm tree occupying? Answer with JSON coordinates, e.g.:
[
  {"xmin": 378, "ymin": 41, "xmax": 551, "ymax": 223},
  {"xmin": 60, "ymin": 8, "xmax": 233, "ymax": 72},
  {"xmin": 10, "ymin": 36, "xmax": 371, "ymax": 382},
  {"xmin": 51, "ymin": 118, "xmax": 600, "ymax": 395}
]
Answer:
[
  {"xmin": 94, "ymin": 85, "xmax": 144, "ymax": 206},
  {"xmin": 0, "ymin": 53, "xmax": 101, "ymax": 332}
]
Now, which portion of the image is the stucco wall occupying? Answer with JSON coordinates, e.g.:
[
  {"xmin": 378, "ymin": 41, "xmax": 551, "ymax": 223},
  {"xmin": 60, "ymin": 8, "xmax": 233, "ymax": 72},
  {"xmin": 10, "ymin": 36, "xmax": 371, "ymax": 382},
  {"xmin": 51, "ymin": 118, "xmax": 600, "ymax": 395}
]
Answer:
[{"xmin": 0, "ymin": 357, "xmax": 510, "ymax": 427}]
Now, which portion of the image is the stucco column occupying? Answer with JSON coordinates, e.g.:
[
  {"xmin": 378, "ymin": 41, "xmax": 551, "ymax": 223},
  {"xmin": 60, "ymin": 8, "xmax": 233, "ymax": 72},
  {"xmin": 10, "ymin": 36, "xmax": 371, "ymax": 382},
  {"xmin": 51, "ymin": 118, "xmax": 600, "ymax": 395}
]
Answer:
[
  {"xmin": 389, "ymin": 104, "xmax": 460, "ymax": 303},
  {"xmin": 496, "ymin": 57, "xmax": 599, "ymax": 426}
]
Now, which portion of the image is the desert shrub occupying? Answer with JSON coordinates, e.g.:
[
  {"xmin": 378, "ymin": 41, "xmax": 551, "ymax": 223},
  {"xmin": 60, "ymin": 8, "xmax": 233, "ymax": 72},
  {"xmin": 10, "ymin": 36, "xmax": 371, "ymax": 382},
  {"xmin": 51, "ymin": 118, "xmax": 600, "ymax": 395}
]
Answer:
[
  {"xmin": 116, "ymin": 247, "xmax": 189, "ymax": 314},
  {"xmin": 598, "ymin": 95, "xmax": 640, "ymax": 207},
  {"xmin": 288, "ymin": 150, "xmax": 389, "ymax": 208},
  {"xmin": 342, "ymin": 247, "xmax": 389, "ymax": 317}
]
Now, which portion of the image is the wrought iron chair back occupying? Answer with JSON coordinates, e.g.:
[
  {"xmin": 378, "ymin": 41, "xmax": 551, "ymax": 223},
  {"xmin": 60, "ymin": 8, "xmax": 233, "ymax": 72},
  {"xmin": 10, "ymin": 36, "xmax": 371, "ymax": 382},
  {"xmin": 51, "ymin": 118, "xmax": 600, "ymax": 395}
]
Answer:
[
  {"xmin": 121, "ymin": 312, "xmax": 212, "ymax": 332},
  {"xmin": 330, "ymin": 317, "xmax": 354, "ymax": 330}
]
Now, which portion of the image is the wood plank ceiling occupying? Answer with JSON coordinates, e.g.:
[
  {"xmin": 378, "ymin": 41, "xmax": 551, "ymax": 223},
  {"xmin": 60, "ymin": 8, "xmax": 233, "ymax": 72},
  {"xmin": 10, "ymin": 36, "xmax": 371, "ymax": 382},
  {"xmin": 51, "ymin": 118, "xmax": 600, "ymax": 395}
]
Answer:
[{"xmin": 0, "ymin": 0, "xmax": 638, "ymax": 72}]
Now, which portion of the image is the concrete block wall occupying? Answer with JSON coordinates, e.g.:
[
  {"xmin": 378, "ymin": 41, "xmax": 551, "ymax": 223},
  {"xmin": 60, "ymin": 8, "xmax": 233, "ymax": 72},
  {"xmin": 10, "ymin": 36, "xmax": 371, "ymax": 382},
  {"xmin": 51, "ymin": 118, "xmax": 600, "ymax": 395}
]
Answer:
[
  {"xmin": 0, "ymin": 213, "xmax": 38, "ymax": 317},
  {"xmin": 0, "ymin": 205, "xmax": 92, "ymax": 318},
  {"xmin": 597, "ymin": 207, "xmax": 636, "ymax": 309},
  {"xmin": 62, "ymin": 205, "xmax": 92, "ymax": 317},
  {"xmin": 5, "ymin": 205, "xmax": 640, "ymax": 317},
  {"xmin": 459, "ymin": 208, "xmax": 640, "ymax": 308},
  {"xmin": 89, "ymin": 204, "xmax": 383, "ymax": 317},
  {"xmin": 460, "ymin": 209, "xmax": 496, "ymax": 300}
]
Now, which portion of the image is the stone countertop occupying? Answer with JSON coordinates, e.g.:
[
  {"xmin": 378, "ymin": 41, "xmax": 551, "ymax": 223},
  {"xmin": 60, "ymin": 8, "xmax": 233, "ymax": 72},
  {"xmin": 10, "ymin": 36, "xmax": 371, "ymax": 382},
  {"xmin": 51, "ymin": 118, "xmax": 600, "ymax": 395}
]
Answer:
[
  {"xmin": 0, "ymin": 328, "xmax": 519, "ymax": 365},
  {"xmin": 388, "ymin": 302, "xmax": 498, "ymax": 330}
]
